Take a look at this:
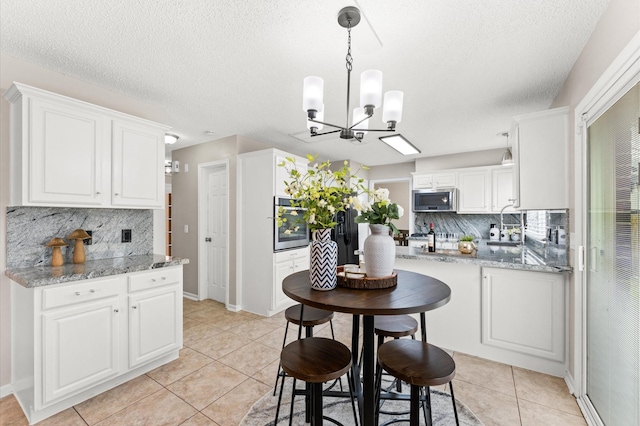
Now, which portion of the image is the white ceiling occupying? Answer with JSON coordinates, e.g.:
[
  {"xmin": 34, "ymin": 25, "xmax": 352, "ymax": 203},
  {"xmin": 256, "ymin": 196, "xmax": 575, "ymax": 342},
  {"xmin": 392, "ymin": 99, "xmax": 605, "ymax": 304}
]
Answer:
[{"xmin": 0, "ymin": 0, "xmax": 610, "ymax": 166}]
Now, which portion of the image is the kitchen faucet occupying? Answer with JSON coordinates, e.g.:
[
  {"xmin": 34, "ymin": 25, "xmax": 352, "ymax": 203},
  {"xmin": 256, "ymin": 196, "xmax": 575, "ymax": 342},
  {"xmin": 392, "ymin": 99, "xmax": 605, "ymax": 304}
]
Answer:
[
  {"xmin": 499, "ymin": 202, "xmax": 525, "ymax": 244},
  {"xmin": 499, "ymin": 203, "xmax": 513, "ymax": 232}
]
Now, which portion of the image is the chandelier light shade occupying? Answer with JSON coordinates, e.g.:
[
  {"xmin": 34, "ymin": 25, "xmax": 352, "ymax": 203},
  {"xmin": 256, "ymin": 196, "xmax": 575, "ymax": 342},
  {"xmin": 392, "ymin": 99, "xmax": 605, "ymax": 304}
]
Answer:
[
  {"xmin": 302, "ymin": 6, "xmax": 412, "ymax": 153},
  {"xmin": 165, "ymin": 133, "xmax": 179, "ymax": 144},
  {"xmin": 302, "ymin": 76, "xmax": 324, "ymax": 115},
  {"xmin": 360, "ymin": 69, "xmax": 383, "ymax": 109},
  {"xmin": 382, "ymin": 90, "xmax": 404, "ymax": 127}
]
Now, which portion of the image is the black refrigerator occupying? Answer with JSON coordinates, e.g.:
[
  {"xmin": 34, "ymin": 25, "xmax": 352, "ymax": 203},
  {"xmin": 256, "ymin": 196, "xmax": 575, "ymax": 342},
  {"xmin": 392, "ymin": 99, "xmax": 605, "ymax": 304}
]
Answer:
[{"xmin": 331, "ymin": 209, "xmax": 359, "ymax": 265}]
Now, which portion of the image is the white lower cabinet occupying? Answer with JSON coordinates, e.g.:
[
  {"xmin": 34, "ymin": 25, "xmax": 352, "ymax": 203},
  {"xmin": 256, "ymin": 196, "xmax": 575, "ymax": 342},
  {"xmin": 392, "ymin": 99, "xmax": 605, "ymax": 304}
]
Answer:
[
  {"xmin": 42, "ymin": 295, "xmax": 120, "ymax": 406},
  {"xmin": 127, "ymin": 269, "xmax": 183, "ymax": 369},
  {"xmin": 273, "ymin": 249, "xmax": 309, "ymax": 314},
  {"xmin": 11, "ymin": 266, "xmax": 183, "ymax": 424},
  {"xmin": 481, "ymin": 267, "xmax": 565, "ymax": 362},
  {"xmin": 394, "ymin": 258, "xmax": 567, "ymax": 377}
]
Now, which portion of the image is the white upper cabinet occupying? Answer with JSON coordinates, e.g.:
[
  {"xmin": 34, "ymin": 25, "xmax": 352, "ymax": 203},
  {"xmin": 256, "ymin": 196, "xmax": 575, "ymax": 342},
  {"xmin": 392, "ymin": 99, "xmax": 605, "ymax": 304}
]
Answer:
[
  {"xmin": 511, "ymin": 107, "xmax": 569, "ymax": 210},
  {"xmin": 274, "ymin": 153, "xmax": 308, "ymax": 197},
  {"xmin": 412, "ymin": 171, "xmax": 457, "ymax": 190},
  {"xmin": 18, "ymin": 95, "xmax": 111, "ymax": 206},
  {"xmin": 457, "ymin": 169, "xmax": 490, "ymax": 213},
  {"xmin": 457, "ymin": 166, "xmax": 515, "ymax": 214},
  {"xmin": 4, "ymin": 83, "xmax": 169, "ymax": 209},
  {"xmin": 112, "ymin": 119, "xmax": 164, "ymax": 207},
  {"xmin": 491, "ymin": 167, "xmax": 516, "ymax": 213}
]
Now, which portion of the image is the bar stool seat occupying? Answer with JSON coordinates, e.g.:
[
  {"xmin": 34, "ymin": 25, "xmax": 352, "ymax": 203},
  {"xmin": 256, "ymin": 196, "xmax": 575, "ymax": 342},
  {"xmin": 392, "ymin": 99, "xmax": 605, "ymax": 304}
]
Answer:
[
  {"xmin": 374, "ymin": 315, "xmax": 418, "ymax": 395},
  {"xmin": 278, "ymin": 337, "xmax": 357, "ymax": 425},
  {"xmin": 274, "ymin": 305, "xmax": 335, "ymax": 393},
  {"xmin": 377, "ymin": 339, "xmax": 459, "ymax": 426},
  {"xmin": 375, "ymin": 315, "xmax": 418, "ymax": 339},
  {"xmin": 286, "ymin": 304, "xmax": 335, "ymax": 328}
]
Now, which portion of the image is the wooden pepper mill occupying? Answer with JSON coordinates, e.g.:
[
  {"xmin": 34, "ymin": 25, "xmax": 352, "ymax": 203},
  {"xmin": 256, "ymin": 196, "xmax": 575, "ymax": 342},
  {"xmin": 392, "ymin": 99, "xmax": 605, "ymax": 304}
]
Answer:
[
  {"xmin": 46, "ymin": 238, "xmax": 68, "ymax": 267},
  {"xmin": 67, "ymin": 229, "xmax": 92, "ymax": 264}
]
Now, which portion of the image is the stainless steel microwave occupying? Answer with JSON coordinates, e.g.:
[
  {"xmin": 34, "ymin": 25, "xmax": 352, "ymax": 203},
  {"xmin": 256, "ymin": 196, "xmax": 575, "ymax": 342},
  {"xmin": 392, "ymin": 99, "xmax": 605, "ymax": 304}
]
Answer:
[{"xmin": 412, "ymin": 189, "xmax": 457, "ymax": 212}]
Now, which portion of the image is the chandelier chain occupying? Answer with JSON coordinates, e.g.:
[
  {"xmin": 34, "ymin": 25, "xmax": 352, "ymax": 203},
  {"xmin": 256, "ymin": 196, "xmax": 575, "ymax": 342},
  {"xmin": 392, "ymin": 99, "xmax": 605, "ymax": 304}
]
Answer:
[{"xmin": 345, "ymin": 21, "xmax": 353, "ymax": 72}]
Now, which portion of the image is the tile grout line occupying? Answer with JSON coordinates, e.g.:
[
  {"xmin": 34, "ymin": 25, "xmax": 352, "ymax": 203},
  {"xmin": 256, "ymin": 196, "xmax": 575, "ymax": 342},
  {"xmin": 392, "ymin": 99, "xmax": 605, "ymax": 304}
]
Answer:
[{"xmin": 512, "ymin": 366, "xmax": 524, "ymax": 426}]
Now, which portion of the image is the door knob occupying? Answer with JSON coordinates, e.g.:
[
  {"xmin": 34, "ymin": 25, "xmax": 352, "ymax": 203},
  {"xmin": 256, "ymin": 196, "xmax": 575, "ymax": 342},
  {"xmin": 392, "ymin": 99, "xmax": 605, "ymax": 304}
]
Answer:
[{"xmin": 205, "ymin": 237, "xmax": 212, "ymax": 242}]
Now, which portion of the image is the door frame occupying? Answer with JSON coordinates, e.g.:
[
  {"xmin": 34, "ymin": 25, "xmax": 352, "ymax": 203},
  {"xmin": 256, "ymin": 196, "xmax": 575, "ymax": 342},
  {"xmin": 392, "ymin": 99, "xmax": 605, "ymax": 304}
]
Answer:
[
  {"xmin": 573, "ymin": 31, "xmax": 640, "ymax": 425},
  {"xmin": 197, "ymin": 159, "xmax": 230, "ymax": 304}
]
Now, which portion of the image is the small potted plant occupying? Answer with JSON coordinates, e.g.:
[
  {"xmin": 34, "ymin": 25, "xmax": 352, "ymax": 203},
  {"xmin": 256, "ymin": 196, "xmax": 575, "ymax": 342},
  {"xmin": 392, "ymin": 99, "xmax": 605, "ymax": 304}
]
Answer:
[{"xmin": 458, "ymin": 235, "xmax": 476, "ymax": 254}]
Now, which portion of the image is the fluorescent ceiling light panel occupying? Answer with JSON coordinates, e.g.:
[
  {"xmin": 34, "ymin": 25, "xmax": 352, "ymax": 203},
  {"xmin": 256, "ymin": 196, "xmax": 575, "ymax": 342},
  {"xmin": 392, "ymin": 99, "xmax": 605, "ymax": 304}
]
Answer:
[{"xmin": 379, "ymin": 134, "xmax": 420, "ymax": 155}]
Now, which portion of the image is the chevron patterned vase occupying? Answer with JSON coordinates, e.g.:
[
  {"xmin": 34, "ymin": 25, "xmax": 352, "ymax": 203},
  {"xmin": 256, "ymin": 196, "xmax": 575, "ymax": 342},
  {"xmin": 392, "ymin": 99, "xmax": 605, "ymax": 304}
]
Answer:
[{"xmin": 309, "ymin": 228, "xmax": 338, "ymax": 291}]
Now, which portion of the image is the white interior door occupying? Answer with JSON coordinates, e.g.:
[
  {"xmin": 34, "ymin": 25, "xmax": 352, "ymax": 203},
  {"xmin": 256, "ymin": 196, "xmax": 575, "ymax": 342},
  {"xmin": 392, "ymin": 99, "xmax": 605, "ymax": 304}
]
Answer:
[{"xmin": 204, "ymin": 165, "xmax": 228, "ymax": 303}]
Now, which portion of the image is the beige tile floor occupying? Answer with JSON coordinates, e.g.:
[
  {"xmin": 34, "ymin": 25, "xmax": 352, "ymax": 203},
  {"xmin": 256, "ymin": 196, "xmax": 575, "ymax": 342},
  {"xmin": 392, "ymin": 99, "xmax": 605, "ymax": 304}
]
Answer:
[{"xmin": 0, "ymin": 298, "xmax": 587, "ymax": 426}]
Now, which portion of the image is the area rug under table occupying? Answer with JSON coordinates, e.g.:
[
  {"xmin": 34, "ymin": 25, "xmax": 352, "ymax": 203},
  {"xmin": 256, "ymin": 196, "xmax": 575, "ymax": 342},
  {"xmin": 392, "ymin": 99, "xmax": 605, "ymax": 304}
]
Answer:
[{"xmin": 240, "ymin": 379, "xmax": 484, "ymax": 426}]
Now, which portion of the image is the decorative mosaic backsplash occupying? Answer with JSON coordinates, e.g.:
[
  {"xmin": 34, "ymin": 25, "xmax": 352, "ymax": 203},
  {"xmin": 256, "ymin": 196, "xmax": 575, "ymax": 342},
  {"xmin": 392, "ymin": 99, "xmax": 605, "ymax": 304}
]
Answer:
[{"xmin": 6, "ymin": 207, "xmax": 153, "ymax": 268}]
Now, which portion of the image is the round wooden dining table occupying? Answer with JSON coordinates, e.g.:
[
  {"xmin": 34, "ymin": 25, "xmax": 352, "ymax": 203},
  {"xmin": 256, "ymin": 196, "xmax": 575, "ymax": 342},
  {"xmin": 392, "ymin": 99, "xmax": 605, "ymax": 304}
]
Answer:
[{"xmin": 282, "ymin": 269, "xmax": 452, "ymax": 426}]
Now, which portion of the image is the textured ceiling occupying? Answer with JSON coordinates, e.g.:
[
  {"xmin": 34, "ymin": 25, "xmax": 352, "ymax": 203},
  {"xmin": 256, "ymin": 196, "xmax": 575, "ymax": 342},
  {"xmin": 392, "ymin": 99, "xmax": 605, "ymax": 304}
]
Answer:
[{"xmin": 0, "ymin": 0, "xmax": 610, "ymax": 166}]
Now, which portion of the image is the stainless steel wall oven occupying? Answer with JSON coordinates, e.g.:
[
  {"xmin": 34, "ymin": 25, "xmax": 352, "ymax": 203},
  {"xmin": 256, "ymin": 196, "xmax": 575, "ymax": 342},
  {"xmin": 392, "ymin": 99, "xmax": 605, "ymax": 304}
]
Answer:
[{"xmin": 274, "ymin": 197, "xmax": 310, "ymax": 251}]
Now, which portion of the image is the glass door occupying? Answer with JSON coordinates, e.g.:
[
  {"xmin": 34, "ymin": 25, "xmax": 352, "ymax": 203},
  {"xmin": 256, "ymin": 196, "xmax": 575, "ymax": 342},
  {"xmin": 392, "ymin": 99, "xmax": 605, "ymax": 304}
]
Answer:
[{"xmin": 586, "ymin": 82, "xmax": 639, "ymax": 425}]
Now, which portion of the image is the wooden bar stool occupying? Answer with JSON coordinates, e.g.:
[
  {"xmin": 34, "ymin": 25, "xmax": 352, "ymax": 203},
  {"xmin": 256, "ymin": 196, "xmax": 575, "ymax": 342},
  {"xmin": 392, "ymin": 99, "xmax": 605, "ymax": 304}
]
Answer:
[
  {"xmin": 276, "ymin": 337, "xmax": 358, "ymax": 426},
  {"xmin": 377, "ymin": 339, "xmax": 459, "ymax": 426},
  {"xmin": 374, "ymin": 315, "xmax": 418, "ymax": 394},
  {"xmin": 273, "ymin": 304, "xmax": 335, "ymax": 395}
]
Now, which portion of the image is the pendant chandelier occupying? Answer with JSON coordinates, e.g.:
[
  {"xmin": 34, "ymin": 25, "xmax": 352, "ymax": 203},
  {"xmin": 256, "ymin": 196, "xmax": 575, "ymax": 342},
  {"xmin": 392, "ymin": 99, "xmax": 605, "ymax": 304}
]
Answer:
[
  {"xmin": 499, "ymin": 131, "xmax": 513, "ymax": 165},
  {"xmin": 302, "ymin": 6, "xmax": 407, "ymax": 146}
]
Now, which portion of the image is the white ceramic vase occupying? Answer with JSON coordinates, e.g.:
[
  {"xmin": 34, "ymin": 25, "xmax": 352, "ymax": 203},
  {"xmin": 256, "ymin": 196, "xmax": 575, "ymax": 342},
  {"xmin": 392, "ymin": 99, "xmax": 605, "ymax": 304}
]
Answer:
[
  {"xmin": 363, "ymin": 224, "xmax": 396, "ymax": 278},
  {"xmin": 309, "ymin": 228, "xmax": 338, "ymax": 291}
]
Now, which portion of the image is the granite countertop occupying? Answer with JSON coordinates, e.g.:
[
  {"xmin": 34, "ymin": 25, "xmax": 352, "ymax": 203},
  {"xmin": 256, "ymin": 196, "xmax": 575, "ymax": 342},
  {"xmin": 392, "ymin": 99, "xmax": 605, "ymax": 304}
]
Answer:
[
  {"xmin": 5, "ymin": 254, "xmax": 190, "ymax": 288},
  {"xmin": 397, "ymin": 240, "xmax": 571, "ymax": 273}
]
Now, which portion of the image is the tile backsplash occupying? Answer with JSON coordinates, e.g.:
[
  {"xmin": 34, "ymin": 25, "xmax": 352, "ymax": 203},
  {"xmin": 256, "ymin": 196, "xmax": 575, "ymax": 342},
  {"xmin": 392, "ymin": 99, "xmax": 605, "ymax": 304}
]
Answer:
[
  {"xmin": 6, "ymin": 207, "xmax": 153, "ymax": 268},
  {"xmin": 413, "ymin": 212, "xmax": 523, "ymax": 239},
  {"xmin": 413, "ymin": 210, "xmax": 569, "ymax": 243}
]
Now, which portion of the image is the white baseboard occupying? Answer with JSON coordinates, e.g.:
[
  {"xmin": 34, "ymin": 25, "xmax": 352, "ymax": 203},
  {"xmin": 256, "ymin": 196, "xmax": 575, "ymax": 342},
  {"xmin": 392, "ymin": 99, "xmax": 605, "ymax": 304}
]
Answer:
[
  {"xmin": 564, "ymin": 371, "xmax": 576, "ymax": 395},
  {"xmin": 226, "ymin": 303, "xmax": 241, "ymax": 312},
  {"xmin": 0, "ymin": 382, "xmax": 13, "ymax": 398},
  {"xmin": 182, "ymin": 291, "xmax": 199, "ymax": 301}
]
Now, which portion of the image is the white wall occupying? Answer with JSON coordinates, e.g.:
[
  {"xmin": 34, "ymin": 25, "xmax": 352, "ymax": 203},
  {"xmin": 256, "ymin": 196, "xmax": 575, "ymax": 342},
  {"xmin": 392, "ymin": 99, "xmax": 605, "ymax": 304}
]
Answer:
[
  {"xmin": 0, "ymin": 53, "xmax": 168, "ymax": 393},
  {"xmin": 548, "ymin": 0, "xmax": 640, "ymax": 383}
]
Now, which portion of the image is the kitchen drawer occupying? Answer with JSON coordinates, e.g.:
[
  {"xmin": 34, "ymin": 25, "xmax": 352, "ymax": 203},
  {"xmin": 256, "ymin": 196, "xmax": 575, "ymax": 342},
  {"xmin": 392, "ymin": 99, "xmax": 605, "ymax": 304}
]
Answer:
[
  {"xmin": 274, "ymin": 248, "xmax": 308, "ymax": 263},
  {"xmin": 42, "ymin": 277, "xmax": 122, "ymax": 311},
  {"xmin": 128, "ymin": 267, "xmax": 182, "ymax": 293}
]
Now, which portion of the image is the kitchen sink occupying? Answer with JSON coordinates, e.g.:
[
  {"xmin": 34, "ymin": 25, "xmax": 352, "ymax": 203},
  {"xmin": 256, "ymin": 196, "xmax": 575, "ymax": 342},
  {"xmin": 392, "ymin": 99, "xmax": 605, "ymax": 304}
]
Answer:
[{"xmin": 486, "ymin": 240, "xmax": 522, "ymax": 247}]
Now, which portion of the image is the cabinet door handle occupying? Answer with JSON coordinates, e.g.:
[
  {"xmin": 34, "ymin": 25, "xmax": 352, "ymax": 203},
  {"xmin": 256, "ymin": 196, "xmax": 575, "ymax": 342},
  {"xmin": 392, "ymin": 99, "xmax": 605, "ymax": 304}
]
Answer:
[
  {"xmin": 75, "ymin": 292, "xmax": 81, "ymax": 296},
  {"xmin": 114, "ymin": 193, "xmax": 119, "ymax": 196},
  {"xmin": 90, "ymin": 289, "xmax": 95, "ymax": 293},
  {"xmin": 132, "ymin": 305, "xmax": 137, "ymax": 309},
  {"xmin": 114, "ymin": 309, "xmax": 119, "ymax": 313},
  {"xmin": 96, "ymin": 191, "xmax": 101, "ymax": 195},
  {"xmin": 161, "ymin": 277, "xmax": 166, "ymax": 280},
  {"xmin": 151, "ymin": 278, "xmax": 156, "ymax": 282}
]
